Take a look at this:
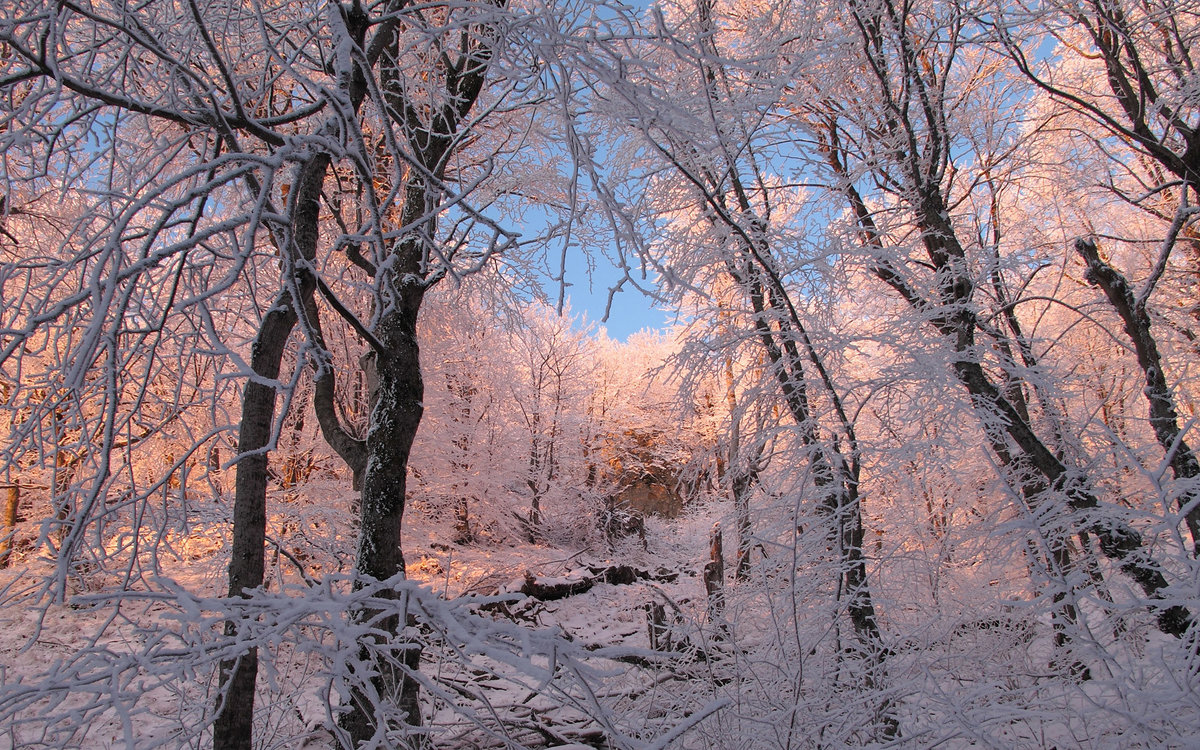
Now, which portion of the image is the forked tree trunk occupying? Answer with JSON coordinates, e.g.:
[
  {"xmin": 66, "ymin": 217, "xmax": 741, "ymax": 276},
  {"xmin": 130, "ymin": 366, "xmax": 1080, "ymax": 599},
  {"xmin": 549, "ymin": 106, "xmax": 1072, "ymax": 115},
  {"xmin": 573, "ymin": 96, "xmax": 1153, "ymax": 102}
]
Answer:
[
  {"xmin": 339, "ymin": 282, "xmax": 428, "ymax": 745},
  {"xmin": 214, "ymin": 151, "xmax": 331, "ymax": 750},
  {"xmin": 307, "ymin": 291, "xmax": 367, "ymax": 490},
  {"xmin": 334, "ymin": 6, "xmax": 502, "ymax": 739}
]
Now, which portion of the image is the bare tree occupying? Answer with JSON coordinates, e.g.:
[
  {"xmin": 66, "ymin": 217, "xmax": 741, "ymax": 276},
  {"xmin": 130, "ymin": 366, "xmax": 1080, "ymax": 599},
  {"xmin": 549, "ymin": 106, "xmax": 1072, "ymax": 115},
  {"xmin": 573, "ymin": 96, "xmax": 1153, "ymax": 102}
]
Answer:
[
  {"xmin": 985, "ymin": 0, "xmax": 1200, "ymax": 554},
  {"xmin": 812, "ymin": 0, "xmax": 1190, "ymax": 639},
  {"xmin": 510, "ymin": 304, "xmax": 596, "ymax": 537},
  {"xmin": 595, "ymin": 0, "xmax": 898, "ymax": 736},
  {"xmin": 0, "ymin": 0, "xmax": 625, "ymax": 746}
]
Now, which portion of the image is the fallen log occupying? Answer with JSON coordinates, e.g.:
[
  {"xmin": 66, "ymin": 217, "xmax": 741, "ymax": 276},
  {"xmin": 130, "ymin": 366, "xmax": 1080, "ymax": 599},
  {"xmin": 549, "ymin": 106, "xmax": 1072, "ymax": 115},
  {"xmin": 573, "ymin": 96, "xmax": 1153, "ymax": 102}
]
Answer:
[
  {"xmin": 519, "ymin": 570, "xmax": 595, "ymax": 601},
  {"xmin": 515, "ymin": 564, "xmax": 679, "ymax": 602},
  {"xmin": 587, "ymin": 564, "xmax": 679, "ymax": 585}
]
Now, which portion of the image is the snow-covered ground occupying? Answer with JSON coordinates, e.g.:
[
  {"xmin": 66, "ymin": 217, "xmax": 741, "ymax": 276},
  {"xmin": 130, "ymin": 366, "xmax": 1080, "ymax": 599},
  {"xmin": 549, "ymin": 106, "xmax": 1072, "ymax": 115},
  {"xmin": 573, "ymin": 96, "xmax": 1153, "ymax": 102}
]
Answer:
[{"xmin": 1, "ymin": 494, "xmax": 1198, "ymax": 749}]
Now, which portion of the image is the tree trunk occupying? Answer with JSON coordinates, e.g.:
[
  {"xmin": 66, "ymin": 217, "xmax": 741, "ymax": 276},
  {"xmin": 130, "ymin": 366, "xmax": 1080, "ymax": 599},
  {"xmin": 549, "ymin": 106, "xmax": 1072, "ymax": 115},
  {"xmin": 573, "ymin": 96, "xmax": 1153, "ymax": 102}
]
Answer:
[
  {"xmin": 214, "ymin": 289, "xmax": 299, "ymax": 750},
  {"xmin": 703, "ymin": 523, "xmax": 726, "ymax": 626},
  {"xmin": 337, "ymin": 4, "xmax": 500, "ymax": 741},
  {"xmin": 1076, "ymin": 237, "xmax": 1200, "ymax": 554},
  {"xmin": 724, "ymin": 348, "xmax": 756, "ymax": 581},
  {"xmin": 339, "ymin": 267, "xmax": 428, "ymax": 749},
  {"xmin": 739, "ymin": 261, "xmax": 891, "ymax": 658},
  {"xmin": 214, "ymin": 147, "xmax": 332, "ymax": 750},
  {"xmin": 306, "ymin": 291, "xmax": 367, "ymax": 490},
  {"xmin": 0, "ymin": 485, "xmax": 18, "ymax": 568},
  {"xmin": 951, "ymin": 355, "xmax": 1189, "ymax": 634},
  {"xmin": 339, "ymin": 159, "xmax": 437, "ymax": 746},
  {"xmin": 732, "ymin": 468, "xmax": 755, "ymax": 581},
  {"xmin": 826, "ymin": 141, "xmax": 1192, "ymax": 638}
]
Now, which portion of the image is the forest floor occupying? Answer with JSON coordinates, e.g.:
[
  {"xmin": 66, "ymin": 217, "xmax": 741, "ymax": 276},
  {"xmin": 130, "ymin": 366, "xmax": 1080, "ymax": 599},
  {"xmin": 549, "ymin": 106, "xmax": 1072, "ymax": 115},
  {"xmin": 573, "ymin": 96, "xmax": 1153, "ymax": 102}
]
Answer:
[
  {"xmin": 0, "ymin": 493, "xmax": 731, "ymax": 749},
  {"xmin": 2, "ymin": 490, "xmax": 1199, "ymax": 749}
]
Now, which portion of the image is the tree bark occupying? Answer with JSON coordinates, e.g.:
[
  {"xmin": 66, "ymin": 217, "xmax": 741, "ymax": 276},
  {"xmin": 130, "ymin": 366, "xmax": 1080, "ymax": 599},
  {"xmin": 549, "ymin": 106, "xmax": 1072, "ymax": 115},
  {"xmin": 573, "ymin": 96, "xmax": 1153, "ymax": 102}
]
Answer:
[
  {"xmin": 340, "ymin": 278, "xmax": 427, "ymax": 745},
  {"xmin": 0, "ymin": 485, "xmax": 18, "ymax": 568},
  {"xmin": 950, "ymin": 354, "xmax": 1188, "ymax": 634},
  {"xmin": 214, "ymin": 151, "xmax": 331, "ymax": 750},
  {"xmin": 1076, "ymin": 237, "xmax": 1200, "ymax": 555},
  {"xmin": 656, "ymin": 2, "xmax": 895, "ymax": 724},
  {"xmin": 703, "ymin": 523, "xmax": 726, "ymax": 625},
  {"xmin": 824, "ymin": 131, "xmax": 1191, "ymax": 637},
  {"xmin": 723, "ymin": 343, "xmax": 760, "ymax": 581},
  {"xmin": 338, "ymin": 151, "xmax": 435, "ymax": 742},
  {"xmin": 214, "ymin": 290, "xmax": 298, "ymax": 750},
  {"xmin": 306, "ymin": 291, "xmax": 367, "ymax": 490},
  {"xmin": 340, "ymin": 8, "xmax": 502, "ymax": 734}
]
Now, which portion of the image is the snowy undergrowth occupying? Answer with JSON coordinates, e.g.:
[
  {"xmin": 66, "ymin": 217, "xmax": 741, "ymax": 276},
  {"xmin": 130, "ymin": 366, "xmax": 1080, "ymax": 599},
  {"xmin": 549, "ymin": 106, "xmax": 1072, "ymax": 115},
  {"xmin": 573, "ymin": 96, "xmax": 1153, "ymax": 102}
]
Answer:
[
  {"xmin": 0, "ymin": 491, "xmax": 723, "ymax": 750},
  {"xmin": 1, "ymin": 492, "xmax": 1198, "ymax": 749}
]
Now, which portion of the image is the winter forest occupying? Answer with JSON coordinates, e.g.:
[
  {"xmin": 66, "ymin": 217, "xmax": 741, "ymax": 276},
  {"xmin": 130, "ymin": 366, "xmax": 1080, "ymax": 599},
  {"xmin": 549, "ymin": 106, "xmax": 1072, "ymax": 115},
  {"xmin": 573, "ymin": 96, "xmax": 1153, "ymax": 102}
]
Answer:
[{"xmin": 1, "ymin": 0, "xmax": 1199, "ymax": 747}]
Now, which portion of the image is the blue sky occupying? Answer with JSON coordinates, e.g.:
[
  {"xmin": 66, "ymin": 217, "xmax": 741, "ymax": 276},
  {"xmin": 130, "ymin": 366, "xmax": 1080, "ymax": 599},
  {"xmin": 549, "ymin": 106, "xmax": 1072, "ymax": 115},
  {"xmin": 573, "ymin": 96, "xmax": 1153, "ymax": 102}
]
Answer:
[
  {"xmin": 566, "ymin": 277, "xmax": 672, "ymax": 341},
  {"xmin": 552, "ymin": 245, "xmax": 674, "ymax": 341}
]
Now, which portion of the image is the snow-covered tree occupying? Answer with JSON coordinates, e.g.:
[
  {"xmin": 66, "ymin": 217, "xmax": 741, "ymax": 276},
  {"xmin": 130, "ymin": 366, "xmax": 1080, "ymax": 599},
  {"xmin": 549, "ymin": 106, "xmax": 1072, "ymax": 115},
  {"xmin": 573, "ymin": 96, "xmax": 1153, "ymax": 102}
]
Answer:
[{"xmin": 0, "ymin": 0, "xmax": 643, "ymax": 746}]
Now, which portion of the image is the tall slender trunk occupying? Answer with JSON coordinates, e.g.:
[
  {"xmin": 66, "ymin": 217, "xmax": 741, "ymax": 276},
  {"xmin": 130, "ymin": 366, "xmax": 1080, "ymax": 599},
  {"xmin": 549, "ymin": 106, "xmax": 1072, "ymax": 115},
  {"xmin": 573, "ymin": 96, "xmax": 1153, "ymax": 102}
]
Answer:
[
  {"xmin": 739, "ymin": 262, "xmax": 888, "ymax": 652},
  {"xmin": 730, "ymin": 254, "xmax": 896, "ymax": 738},
  {"xmin": 666, "ymin": 1, "xmax": 893, "ymax": 724},
  {"xmin": 723, "ymin": 350, "xmax": 755, "ymax": 580},
  {"xmin": 335, "ymin": 7, "xmax": 501, "ymax": 737},
  {"xmin": 214, "ymin": 149, "xmax": 331, "ymax": 749},
  {"xmin": 1076, "ymin": 237, "xmax": 1200, "ymax": 554},
  {"xmin": 307, "ymin": 289, "xmax": 368, "ymax": 491},
  {"xmin": 212, "ymin": 3, "xmax": 385, "ymax": 741},
  {"xmin": 340, "ymin": 277, "xmax": 427, "ymax": 746},
  {"xmin": 214, "ymin": 293, "xmax": 296, "ymax": 750}
]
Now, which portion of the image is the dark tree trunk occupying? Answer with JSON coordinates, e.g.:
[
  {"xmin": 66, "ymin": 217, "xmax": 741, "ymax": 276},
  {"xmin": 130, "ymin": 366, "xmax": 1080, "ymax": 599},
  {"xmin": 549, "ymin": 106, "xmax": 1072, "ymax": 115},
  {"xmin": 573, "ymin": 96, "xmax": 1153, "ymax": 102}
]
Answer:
[
  {"xmin": 211, "ymin": 4, "xmax": 385, "ymax": 743},
  {"xmin": 339, "ymin": 187, "xmax": 431, "ymax": 745},
  {"xmin": 339, "ymin": 306, "xmax": 427, "ymax": 745},
  {"xmin": 214, "ymin": 151, "xmax": 332, "ymax": 750},
  {"xmin": 306, "ymin": 291, "xmax": 367, "ymax": 490},
  {"xmin": 1076, "ymin": 237, "xmax": 1200, "ymax": 554},
  {"xmin": 673, "ymin": 20, "xmax": 895, "ymax": 715},
  {"xmin": 732, "ymin": 467, "xmax": 755, "ymax": 581},
  {"xmin": 950, "ymin": 355, "xmax": 1189, "ymax": 635},
  {"xmin": 356, "ymin": 299, "xmax": 424, "ymax": 586},
  {"xmin": 332, "ymin": 4, "xmax": 500, "ymax": 742},
  {"xmin": 826, "ymin": 141, "xmax": 1192, "ymax": 638},
  {"xmin": 0, "ymin": 484, "xmax": 18, "ymax": 568},
  {"xmin": 703, "ymin": 523, "xmax": 726, "ymax": 625},
  {"xmin": 740, "ymin": 262, "xmax": 889, "ymax": 656},
  {"xmin": 214, "ymin": 292, "xmax": 298, "ymax": 750}
]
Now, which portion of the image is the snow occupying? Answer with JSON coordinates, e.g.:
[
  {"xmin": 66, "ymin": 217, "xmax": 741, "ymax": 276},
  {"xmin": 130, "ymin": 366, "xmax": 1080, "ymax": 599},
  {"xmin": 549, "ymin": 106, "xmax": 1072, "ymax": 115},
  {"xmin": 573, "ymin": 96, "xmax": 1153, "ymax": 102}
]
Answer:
[{"xmin": 1, "ymin": 477, "xmax": 1199, "ymax": 750}]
